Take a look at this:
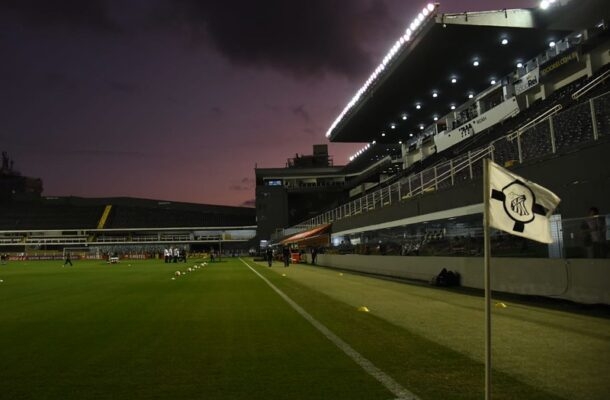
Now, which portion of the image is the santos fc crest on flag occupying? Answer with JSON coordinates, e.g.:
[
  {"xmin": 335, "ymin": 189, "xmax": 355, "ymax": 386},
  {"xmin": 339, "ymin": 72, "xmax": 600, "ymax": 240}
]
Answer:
[{"xmin": 487, "ymin": 161, "xmax": 560, "ymax": 244}]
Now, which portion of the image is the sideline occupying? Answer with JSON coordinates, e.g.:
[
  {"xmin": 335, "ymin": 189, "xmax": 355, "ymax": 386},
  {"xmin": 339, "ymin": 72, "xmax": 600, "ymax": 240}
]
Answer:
[{"xmin": 239, "ymin": 258, "xmax": 419, "ymax": 400}]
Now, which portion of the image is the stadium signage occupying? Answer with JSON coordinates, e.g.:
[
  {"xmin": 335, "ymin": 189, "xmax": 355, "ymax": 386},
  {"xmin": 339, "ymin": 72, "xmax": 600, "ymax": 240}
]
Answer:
[
  {"xmin": 540, "ymin": 50, "xmax": 579, "ymax": 77},
  {"xmin": 434, "ymin": 97, "xmax": 520, "ymax": 152},
  {"xmin": 514, "ymin": 67, "xmax": 540, "ymax": 95}
]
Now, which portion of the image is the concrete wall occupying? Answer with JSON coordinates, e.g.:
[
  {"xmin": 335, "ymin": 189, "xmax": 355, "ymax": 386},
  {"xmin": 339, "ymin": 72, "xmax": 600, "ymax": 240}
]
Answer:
[{"xmin": 312, "ymin": 253, "xmax": 610, "ymax": 305}]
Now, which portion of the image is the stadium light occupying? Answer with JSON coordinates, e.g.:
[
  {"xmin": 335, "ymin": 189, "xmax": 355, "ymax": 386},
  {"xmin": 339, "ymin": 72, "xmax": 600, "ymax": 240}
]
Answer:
[
  {"xmin": 549, "ymin": 41, "xmax": 556, "ymax": 48},
  {"xmin": 433, "ymin": 116, "xmax": 438, "ymax": 121},
  {"xmin": 401, "ymin": 113, "xmax": 408, "ymax": 120},
  {"xmin": 416, "ymin": 103, "xmax": 421, "ymax": 109},
  {"xmin": 473, "ymin": 60, "xmax": 480, "ymax": 67},
  {"xmin": 490, "ymin": 79, "xmax": 497, "ymax": 85},
  {"xmin": 381, "ymin": 132, "xmax": 386, "ymax": 137},
  {"xmin": 325, "ymin": 2, "xmax": 439, "ymax": 138},
  {"xmin": 419, "ymin": 124, "xmax": 425, "ymax": 130},
  {"xmin": 409, "ymin": 133, "xmax": 414, "ymax": 137},
  {"xmin": 432, "ymin": 91, "xmax": 438, "ymax": 98},
  {"xmin": 501, "ymin": 38, "xmax": 509, "ymax": 45},
  {"xmin": 450, "ymin": 104, "xmax": 456, "ymax": 110},
  {"xmin": 540, "ymin": 0, "xmax": 557, "ymax": 10},
  {"xmin": 516, "ymin": 62, "xmax": 523, "ymax": 68},
  {"xmin": 468, "ymin": 93, "xmax": 474, "ymax": 99},
  {"xmin": 451, "ymin": 77, "xmax": 457, "ymax": 83}
]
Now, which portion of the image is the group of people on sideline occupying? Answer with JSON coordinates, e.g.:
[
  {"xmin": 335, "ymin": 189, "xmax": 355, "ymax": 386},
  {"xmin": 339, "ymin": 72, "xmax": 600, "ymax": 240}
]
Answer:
[
  {"xmin": 164, "ymin": 247, "xmax": 187, "ymax": 263},
  {"xmin": 265, "ymin": 246, "xmax": 319, "ymax": 267}
]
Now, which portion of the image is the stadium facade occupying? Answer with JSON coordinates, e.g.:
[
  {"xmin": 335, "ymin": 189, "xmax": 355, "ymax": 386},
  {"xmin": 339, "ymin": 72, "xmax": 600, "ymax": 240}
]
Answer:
[{"xmin": 256, "ymin": 0, "xmax": 610, "ymax": 304}]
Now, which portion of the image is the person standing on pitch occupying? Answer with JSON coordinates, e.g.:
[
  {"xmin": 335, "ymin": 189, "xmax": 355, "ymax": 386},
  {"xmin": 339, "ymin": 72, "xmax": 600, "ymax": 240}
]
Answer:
[
  {"xmin": 282, "ymin": 246, "xmax": 290, "ymax": 267},
  {"xmin": 63, "ymin": 252, "xmax": 73, "ymax": 267},
  {"xmin": 266, "ymin": 247, "xmax": 273, "ymax": 267}
]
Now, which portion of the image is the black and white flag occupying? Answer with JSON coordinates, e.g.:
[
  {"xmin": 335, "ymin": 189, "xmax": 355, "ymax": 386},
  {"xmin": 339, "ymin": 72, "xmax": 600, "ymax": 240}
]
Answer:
[{"xmin": 488, "ymin": 160, "xmax": 561, "ymax": 244}]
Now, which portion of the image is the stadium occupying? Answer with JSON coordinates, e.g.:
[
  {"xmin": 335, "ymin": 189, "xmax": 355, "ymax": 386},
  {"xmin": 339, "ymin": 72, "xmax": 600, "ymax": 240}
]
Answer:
[{"xmin": 1, "ymin": 1, "xmax": 609, "ymax": 399}]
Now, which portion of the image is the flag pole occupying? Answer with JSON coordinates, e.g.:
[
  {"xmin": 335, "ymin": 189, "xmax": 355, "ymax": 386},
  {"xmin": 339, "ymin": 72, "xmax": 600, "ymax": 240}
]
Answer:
[{"xmin": 483, "ymin": 158, "xmax": 492, "ymax": 400}]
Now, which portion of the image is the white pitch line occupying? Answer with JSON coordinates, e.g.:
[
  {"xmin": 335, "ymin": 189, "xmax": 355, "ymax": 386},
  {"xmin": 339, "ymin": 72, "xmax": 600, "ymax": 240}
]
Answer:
[{"xmin": 239, "ymin": 258, "xmax": 420, "ymax": 400}]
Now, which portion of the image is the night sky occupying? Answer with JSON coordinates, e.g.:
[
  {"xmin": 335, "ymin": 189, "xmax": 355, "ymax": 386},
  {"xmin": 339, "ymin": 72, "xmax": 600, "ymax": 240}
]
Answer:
[{"xmin": 0, "ymin": 0, "xmax": 535, "ymax": 207}]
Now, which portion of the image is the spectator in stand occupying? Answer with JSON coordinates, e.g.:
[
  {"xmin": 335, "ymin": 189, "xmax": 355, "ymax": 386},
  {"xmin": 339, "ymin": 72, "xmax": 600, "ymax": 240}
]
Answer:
[{"xmin": 582, "ymin": 207, "xmax": 606, "ymax": 258}]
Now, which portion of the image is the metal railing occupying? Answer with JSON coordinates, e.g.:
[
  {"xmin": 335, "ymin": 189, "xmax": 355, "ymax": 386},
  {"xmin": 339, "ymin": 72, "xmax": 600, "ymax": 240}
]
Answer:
[{"xmin": 275, "ymin": 91, "xmax": 609, "ymax": 240}]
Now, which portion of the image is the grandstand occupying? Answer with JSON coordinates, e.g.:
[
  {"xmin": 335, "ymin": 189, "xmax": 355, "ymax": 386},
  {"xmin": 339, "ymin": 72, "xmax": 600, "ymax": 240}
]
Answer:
[
  {"xmin": 262, "ymin": 0, "xmax": 610, "ymax": 305},
  {"xmin": 0, "ymin": 196, "xmax": 256, "ymax": 258}
]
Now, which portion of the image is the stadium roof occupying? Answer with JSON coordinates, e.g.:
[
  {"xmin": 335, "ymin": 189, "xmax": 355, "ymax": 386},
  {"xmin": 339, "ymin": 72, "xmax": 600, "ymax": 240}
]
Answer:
[{"xmin": 326, "ymin": 0, "xmax": 608, "ymax": 144}]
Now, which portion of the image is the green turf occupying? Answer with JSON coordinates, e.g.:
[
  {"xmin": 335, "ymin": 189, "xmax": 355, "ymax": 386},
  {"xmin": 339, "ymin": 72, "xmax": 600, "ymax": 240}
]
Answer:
[
  {"xmin": 0, "ymin": 258, "xmax": 608, "ymax": 399},
  {"xmin": 0, "ymin": 259, "xmax": 391, "ymax": 399}
]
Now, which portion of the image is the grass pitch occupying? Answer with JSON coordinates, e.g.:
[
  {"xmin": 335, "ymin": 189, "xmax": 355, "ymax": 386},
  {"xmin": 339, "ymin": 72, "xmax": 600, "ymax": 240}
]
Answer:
[{"xmin": 0, "ymin": 258, "xmax": 608, "ymax": 399}]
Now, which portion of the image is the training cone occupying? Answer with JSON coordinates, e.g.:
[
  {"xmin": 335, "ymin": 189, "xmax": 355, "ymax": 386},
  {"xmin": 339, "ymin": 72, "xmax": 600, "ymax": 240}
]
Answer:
[
  {"xmin": 282, "ymin": 273, "xmax": 287, "ymax": 277},
  {"xmin": 357, "ymin": 306, "xmax": 370, "ymax": 312},
  {"xmin": 339, "ymin": 273, "xmax": 343, "ymax": 276},
  {"xmin": 495, "ymin": 302, "xmax": 507, "ymax": 308}
]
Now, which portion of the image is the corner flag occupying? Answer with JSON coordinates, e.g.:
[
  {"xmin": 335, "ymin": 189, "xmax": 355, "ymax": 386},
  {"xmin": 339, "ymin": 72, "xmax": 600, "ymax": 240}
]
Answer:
[{"xmin": 487, "ymin": 160, "xmax": 560, "ymax": 244}]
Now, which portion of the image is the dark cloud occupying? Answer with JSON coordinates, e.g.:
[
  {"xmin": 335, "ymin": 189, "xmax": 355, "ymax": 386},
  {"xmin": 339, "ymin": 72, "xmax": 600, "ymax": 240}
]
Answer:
[
  {"xmin": 106, "ymin": 80, "xmax": 143, "ymax": 95},
  {"xmin": 230, "ymin": 177, "xmax": 255, "ymax": 191},
  {"xmin": 292, "ymin": 105, "xmax": 311, "ymax": 123},
  {"xmin": 158, "ymin": 0, "xmax": 398, "ymax": 80},
  {"xmin": 240, "ymin": 198, "xmax": 255, "ymax": 207},
  {"xmin": 41, "ymin": 72, "xmax": 78, "ymax": 92},
  {"xmin": 0, "ymin": 0, "xmax": 120, "ymax": 32},
  {"xmin": 64, "ymin": 149, "xmax": 152, "ymax": 158}
]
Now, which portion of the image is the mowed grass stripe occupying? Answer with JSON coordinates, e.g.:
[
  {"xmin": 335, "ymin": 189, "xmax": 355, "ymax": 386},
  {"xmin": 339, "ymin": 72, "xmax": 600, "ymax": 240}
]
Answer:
[
  {"xmin": 240, "ymin": 257, "xmax": 418, "ymax": 400},
  {"xmin": 253, "ymin": 261, "xmax": 567, "ymax": 400},
  {"xmin": 264, "ymin": 262, "xmax": 609, "ymax": 400},
  {"xmin": 0, "ymin": 259, "xmax": 393, "ymax": 399}
]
